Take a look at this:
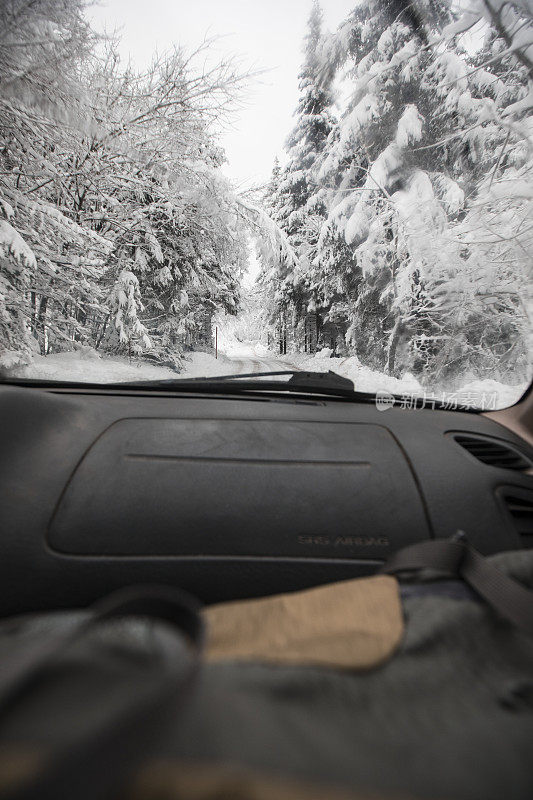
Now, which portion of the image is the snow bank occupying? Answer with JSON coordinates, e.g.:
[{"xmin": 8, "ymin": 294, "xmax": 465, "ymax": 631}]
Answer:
[
  {"xmin": 179, "ymin": 351, "xmax": 234, "ymax": 378},
  {"xmin": 277, "ymin": 351, "xmax": 527, "ymax": 409},
  {"xmin": 456, "ymin": 379, "xmax": 527, "ymax": 410},
  {"xmin": 17, "ymin": 351, "xmax": 177, "ymax": 382},
  {"xmin": 278, "ymin": 352, "xmax": 424, "ymax": 395},
  {"xmin": 16, "ymin": 350, "xmax": 233, "ymax": 383},
  {"xmin": 0, "ymin": 350, "xmax": 32, "ymax": 371}
]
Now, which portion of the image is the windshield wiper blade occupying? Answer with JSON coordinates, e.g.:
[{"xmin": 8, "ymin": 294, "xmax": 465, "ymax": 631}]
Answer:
[
  {"xmin": 173, "ymin": 369, "xmax": 354, "ymax": 390},
  {"xmin": 116, "ymin": 369, "xmax": 357, "ymax": 398},
  {"xmin": 288, "ymin": 370, "xmax": 354, "ymax": 392},
  {"xmin": 176, "ymin": 369, "xmax": 352, "ymax": 383}
]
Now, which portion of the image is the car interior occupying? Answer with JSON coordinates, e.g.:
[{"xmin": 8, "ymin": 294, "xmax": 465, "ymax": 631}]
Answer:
[{"xmin": 1, "ymin": 0, "xmax": 533, "ymax": 796}]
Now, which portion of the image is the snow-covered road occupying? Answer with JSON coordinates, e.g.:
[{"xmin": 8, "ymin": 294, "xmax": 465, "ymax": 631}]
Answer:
[
  {"xmin": 224, "ymin": 356, "xmax": 297, "ymax": 375},
  {"xmin": 218, "ymin": 341, "xmax": 299, "ymax": 376}
]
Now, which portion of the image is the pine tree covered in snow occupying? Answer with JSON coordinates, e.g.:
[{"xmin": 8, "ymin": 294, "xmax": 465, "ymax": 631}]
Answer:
[
  {"xmin": 104, "ymin": 269, "xmax": 151, "ymax": 357},
  {"xmin": 259, "ymin": 1, "xmax": 336, "ymax": 345},
  {"xmin": 278, "ymin": 1, "xmax": 335, "ymax": 243}
]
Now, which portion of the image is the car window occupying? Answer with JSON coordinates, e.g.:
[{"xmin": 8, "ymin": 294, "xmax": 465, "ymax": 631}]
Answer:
[{"xmin": 0, "ymin": 0, "xmax": 532, "ymax": 410}]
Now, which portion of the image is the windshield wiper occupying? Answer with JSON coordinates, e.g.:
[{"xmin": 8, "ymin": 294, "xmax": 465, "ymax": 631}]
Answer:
[
  {"xmin": 116, "ymin": 369, "xmax": 358, "ymax": 399},
  {"xmin": 1, "ymin": 372, "xmax": 480, "ymax": 411}
]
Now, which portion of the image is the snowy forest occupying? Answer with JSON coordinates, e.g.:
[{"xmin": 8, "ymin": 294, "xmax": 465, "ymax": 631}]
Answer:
[
  {"xmin": 0, "ymin": 0, "xmax": 257, "ymax": 371},
  {"xmin": 1, "ymin": 0, "xmax": 533, "ymax": 395},
  {"xmin": 258, "ymin": 0, "xmax": 533, "ymax": 388}
]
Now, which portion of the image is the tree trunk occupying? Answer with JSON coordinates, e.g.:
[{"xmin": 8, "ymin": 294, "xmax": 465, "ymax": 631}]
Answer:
[
  {"xmin": 36, "ymin": 296, "xmax": 48, "ymax": 354},
  {"xmin": 386, "ymin": 317, "xmax": 404, "ymax": 376},
  {"xmin": 95, "ymin": 313, "xmax": 111, "ymax": 350},
  {"xmin": 30, "ymin": 292, "xmax": 38, "ymax": 339}
]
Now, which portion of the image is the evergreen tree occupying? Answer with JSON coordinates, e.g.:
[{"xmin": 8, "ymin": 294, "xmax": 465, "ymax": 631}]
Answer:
[
  {"xmin": 278, "ymin": 0, "xmax": 335, "ymax": 242},
  {"xmin": 104, "ymin": 269, "xmax": 151, "ymax": 357},
  {"xmin": 261, "ymin": 1, "xmax": 336, "ymax": 348}
]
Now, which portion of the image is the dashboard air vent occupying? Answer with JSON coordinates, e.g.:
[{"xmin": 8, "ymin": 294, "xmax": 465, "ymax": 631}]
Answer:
[
  {"xmin": 500, "ymin": 490, "xmax": 533, "ymax": 548},
  {"xmin": 453, "ymin": 434, "xmax": 532, "ymax": 471}
]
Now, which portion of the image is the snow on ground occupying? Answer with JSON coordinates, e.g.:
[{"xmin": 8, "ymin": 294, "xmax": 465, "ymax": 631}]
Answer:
[
  {"xmin": 178, "ymin": 350, "xmax": 235, "ymax": 378},
  {"xmin": 15, "ymin": 348, "xmax": 234, "ymax": 383},
  {"xmin": 279, "ymin": 349, "xmax": 425, "ymax": 395},
  {"xmin": 456, "ymin": 379, "xmax": 527, "ymax": 411},
  {"xmin": 218, "ymin": 338, "xmax": 271, "ymax": 359},
  {"xmin": 277, "ymin": 349, "xmax": 528, "ymax": 409}
]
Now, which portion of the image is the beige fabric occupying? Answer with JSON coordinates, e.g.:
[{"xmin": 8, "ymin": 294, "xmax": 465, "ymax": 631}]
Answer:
[
  {"xmin": 129, "ymin": 760, "xmax": 421, "ymax": 800},
  {"xmin": 205, "ymin": 575, "xmax": 403, "ymax": 670}
]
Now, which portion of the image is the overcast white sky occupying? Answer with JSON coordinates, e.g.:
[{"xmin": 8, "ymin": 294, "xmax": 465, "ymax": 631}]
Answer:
[{"xmin": 88, "ymin": 1, "xmax": 355, "ymax": 189}]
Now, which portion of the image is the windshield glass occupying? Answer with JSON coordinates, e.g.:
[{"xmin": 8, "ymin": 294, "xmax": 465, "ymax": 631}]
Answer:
[{"xmin": 1, "ymin": 0, "xmax": 532, "ymax": 410}]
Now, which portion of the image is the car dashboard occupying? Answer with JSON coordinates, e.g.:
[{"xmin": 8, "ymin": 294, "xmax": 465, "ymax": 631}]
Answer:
[{"xmin": 0, "ymin": 383, "xmax": 532, "ymax": 617}]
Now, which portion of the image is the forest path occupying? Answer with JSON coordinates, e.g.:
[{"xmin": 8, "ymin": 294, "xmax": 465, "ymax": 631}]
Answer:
[
  {"xmin": 223, "ymin": 344, "xmax": 300, "ymax": 376},
  {"xmin": 225, "ymin": 356, "xmax": 300, "ymax": 375}
]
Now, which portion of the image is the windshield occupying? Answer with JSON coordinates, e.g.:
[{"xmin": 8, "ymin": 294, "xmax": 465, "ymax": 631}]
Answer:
[{"xmin": 0, "ymin": 0, "xmax": 532, "ymax": 410}]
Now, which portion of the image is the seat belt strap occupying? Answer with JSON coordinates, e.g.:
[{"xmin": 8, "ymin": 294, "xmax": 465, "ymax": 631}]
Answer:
[{"xmin": 383, "ymin": 538, "xmax": 533, "ymax": 638}]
